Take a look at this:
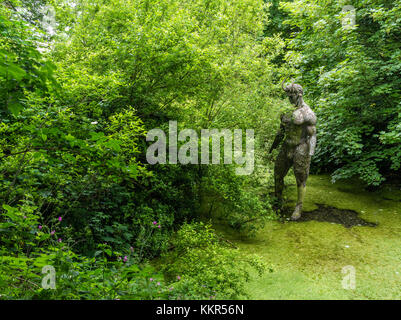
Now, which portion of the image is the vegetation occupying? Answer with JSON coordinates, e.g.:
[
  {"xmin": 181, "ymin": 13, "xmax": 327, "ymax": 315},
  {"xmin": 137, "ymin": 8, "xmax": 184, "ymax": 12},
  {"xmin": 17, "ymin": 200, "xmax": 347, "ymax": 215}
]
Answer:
[
  {"xmin": 280, "ymin": 0, "xmax": 401, "ymax": 185},
  {"xmin": 0, "ymin": 0, "xmax": 400, "ymax": 300}
]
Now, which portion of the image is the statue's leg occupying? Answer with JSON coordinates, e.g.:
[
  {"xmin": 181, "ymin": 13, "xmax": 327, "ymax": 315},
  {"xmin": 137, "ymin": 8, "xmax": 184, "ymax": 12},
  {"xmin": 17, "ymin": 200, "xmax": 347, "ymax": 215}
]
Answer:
[
  {"xmin": 291, "ymin": 143, "xmax": 311, "ymax": 220},
  {"xmin": 274, "ymin": 145, "xmax": 292, "ymax": 208}
]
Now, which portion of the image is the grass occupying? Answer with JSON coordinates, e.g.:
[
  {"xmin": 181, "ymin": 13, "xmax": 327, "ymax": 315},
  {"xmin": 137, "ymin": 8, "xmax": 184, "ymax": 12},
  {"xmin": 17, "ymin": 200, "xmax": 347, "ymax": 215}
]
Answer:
[{"xmin": 218, "ymin": 174, "xmax": 401, "ymax": 299}]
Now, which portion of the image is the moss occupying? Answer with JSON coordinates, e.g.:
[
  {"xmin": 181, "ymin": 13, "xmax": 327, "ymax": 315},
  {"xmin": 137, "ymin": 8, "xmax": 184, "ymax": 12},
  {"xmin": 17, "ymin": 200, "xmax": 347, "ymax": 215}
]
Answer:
[{"xmin": 216, "ymin": 175, "xmax": 401, "ymax": 299}]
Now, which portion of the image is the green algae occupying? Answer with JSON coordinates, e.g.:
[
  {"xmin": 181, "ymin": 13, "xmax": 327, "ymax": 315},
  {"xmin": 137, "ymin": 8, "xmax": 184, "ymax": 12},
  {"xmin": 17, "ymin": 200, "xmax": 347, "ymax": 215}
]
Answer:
[{"xmin": 218, "ymin": 175, "xmax": 401, "ymax": 299}]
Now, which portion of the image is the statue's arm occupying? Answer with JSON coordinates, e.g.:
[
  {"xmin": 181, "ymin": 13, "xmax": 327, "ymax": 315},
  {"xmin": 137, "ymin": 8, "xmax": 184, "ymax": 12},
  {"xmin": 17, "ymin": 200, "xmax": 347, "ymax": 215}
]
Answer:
[
  {"xmin": 307, "ymin": 125, "xmax": 316, "ymax": 156},
  {"xmin": 303, "ymin": 107, "xmax": 317, "ymax": 156},
  {"xmin": 269, "ymin": 119, "xmax": 285, "ymax": 153}
]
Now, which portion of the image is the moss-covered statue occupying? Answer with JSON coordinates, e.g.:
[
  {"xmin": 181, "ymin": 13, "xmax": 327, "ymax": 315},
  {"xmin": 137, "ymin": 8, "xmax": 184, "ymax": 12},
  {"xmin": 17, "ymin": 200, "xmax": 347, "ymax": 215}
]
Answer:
[{"xmin": 269, "ymin": 80, "xmax": 317, "ymax": 220}]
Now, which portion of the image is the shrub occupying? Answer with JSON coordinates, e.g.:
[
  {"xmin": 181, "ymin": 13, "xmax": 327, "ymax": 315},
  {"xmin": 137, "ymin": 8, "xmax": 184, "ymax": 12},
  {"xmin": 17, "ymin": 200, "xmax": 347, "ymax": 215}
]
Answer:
[{"xmin": 161, "ymin": 222, "xmax": 267, "ymax": 299}]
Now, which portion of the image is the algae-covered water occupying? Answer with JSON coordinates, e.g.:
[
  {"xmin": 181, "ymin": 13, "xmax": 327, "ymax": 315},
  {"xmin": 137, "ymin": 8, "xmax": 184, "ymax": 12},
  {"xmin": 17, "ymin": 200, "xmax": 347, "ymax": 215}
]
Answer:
[{"xmin": 226, "ymin": 175, "xmax": 401, "ymax": 299}]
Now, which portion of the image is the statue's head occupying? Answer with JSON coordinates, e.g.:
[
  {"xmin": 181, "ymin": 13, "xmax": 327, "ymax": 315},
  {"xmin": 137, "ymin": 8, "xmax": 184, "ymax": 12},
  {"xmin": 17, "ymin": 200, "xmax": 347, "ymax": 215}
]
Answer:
[{"xmin": 281, "ymin": 79, "xmax": 303, "ymax": 106}]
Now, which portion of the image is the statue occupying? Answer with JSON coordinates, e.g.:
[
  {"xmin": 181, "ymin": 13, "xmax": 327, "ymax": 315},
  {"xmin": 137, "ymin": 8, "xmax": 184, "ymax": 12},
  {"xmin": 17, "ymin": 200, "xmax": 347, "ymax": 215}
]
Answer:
[{"xmin": 269, "ymin": 80, "xmax": 317, "ymax": 220}]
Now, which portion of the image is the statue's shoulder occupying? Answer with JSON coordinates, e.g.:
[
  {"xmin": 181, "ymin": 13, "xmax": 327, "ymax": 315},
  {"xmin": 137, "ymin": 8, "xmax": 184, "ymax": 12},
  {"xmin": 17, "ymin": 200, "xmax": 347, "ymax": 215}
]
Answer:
[
  {"xmin": 292, "ymin": 108, "xmax": 304, "ymax": 124},
  {"xmin": 302, "ymin": 104, "xmax": 316, "ymax": 125}
]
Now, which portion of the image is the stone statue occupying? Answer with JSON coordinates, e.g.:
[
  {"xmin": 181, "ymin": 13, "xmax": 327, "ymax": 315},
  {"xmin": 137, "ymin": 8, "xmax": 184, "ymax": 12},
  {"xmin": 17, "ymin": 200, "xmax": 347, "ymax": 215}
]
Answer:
[{"xmin": 269, "ymin": 80, "xmax": 317, "ymax": 220}]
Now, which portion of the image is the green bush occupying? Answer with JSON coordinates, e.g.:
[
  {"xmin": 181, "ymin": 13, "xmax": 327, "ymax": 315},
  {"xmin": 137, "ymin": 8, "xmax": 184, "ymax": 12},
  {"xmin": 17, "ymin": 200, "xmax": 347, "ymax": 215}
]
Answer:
[
  {"xmin": 0, "ymin": 204, "xmax": 171, "ymax": 300},
  {"xmin": 1, "ymin": 0, "xmax": 280, "ymax": 300},
  {"xmin": 161, "ymin": 222, "xmax": 267, "ymax": 299}
]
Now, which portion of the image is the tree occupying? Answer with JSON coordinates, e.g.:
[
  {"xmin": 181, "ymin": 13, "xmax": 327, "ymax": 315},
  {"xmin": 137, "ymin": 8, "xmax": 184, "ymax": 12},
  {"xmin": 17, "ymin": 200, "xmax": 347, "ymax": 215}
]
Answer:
[{"xmin": 0, "ymin": 1, "xmax": 56, "ymax": 116}]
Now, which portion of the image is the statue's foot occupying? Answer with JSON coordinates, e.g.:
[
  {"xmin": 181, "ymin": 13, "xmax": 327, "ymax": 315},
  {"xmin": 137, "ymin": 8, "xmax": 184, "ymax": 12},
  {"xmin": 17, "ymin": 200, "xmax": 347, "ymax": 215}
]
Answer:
[{"xmin": 290, "ymin": 203, "xmax": 302, "ymax": 221}]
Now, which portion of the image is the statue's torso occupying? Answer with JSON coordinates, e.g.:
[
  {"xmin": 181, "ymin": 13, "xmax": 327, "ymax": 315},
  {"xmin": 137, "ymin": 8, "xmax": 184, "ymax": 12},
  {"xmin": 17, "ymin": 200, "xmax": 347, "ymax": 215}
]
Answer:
[{"xmin": 281, "ymin": 104, "xmax": 316, "ymax": 147}]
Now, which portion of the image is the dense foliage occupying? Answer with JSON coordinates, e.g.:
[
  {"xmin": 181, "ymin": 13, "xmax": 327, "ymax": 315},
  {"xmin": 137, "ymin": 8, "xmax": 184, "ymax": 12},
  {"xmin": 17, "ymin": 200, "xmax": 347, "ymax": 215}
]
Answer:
[
  {"xmin": 281, "ymin": 0, "xmax": 401, "ymax": 185},
  {"xmin": 161, "ymin": 222, "xmax": 267, "ymax": 299},
  {"xmin": 0, "ymin": 1, "xmax": 57, "ymax": 115},
  {"xmin": 0, "ymin": 0, "xmax": 282, "ymax": 299}
]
